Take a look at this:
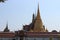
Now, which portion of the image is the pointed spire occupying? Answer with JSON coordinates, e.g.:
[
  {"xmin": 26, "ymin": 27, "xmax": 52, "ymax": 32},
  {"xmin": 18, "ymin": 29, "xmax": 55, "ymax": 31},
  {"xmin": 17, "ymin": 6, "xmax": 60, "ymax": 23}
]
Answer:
[
  {"xmin": 32, "ymin": 13, "xmax": 35, "ymax": 22},
  {"xmin": 36, "ymin": 3, "xmax": 40, "ymax": 20},
  {"xmin": 33, "ymin": 3, "xmax": 46, "ymax": 32},
  {"xmin": 4, "ymin": 22, "xmax": 10, "ymax": 32},
  {"xmin": 6, "ymin": 22, "xmax": 8, "ymax": 28}
]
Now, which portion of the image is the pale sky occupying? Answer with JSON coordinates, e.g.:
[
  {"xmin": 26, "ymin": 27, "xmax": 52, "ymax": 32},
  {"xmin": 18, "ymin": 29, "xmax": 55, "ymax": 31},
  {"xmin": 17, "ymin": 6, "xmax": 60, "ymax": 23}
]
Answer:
[{"xmin": 0, "ymin": 0, "xmax": 60, "ymax": 32}]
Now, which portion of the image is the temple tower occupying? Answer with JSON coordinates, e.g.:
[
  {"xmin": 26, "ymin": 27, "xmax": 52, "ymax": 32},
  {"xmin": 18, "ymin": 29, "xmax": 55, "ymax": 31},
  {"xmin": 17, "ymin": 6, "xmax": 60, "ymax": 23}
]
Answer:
[
  {"xmin": 33, "ymin": 4, "xmax": 45, "ymax": 32},
  {"xmin": 4, "ymin": 22, "xmax": 10, "ymax": 32}
]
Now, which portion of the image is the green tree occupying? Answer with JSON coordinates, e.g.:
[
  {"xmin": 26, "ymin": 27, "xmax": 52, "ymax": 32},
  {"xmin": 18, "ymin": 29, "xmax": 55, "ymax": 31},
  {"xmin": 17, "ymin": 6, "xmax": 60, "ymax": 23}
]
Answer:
[{"xmin": 0, "ymin": 0, "xmax": 6, "ymax": 2}]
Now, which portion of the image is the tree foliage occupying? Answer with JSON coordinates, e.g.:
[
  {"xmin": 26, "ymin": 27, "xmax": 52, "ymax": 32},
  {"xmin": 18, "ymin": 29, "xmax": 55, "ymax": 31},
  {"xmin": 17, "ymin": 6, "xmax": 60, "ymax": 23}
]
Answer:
[{"xmin": 0, "ymin": 0, "xmax": 6, "ymax": 2}]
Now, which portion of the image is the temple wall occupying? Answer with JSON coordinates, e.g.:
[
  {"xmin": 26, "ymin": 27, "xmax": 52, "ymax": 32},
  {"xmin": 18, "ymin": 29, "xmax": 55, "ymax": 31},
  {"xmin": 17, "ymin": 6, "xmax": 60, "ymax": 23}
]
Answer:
[
  {"xmin": 0, "ymin": 37, "xmax": 20, "ymax": 40},
  {"xmin": 23, "ymin": 37, "xmax": 60, "ymax": 40}
]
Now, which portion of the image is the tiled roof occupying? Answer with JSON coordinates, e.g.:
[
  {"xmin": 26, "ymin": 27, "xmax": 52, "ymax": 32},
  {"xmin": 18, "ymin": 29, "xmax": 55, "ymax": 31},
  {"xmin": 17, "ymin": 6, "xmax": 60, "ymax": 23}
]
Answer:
[
  {"xmin": 0, "ymin": 31, "xmax": 60, "ymax": 38},
  {"xmin": 0, "ymin": 32, "xmax": 15, "ymax": 38},
  {"xmin": 24, "ymin": 32, "xmax": 60, "ymax": 37}
]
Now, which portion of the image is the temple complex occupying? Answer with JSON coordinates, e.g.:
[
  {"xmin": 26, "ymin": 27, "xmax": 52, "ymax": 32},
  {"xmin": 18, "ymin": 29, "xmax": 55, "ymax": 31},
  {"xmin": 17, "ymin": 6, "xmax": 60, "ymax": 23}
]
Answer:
[{"xmin": 0, "ymin": 4, "xmax": 60, "ymax": 40}]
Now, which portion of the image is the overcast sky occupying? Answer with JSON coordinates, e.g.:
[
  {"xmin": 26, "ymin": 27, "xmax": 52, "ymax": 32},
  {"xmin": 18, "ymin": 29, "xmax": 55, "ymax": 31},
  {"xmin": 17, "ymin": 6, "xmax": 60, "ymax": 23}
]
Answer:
[{"xmin": 0, "ymin": 0, "xmax": 60, "ymax": 32}]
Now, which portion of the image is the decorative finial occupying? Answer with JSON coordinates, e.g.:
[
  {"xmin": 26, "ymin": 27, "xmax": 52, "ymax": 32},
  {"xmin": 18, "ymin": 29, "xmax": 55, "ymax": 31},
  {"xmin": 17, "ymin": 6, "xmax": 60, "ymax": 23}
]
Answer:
[
  {"xmin": 38, "ymin": 2, "xmax": 39, "ymax": 9},
  {"xmin": 6, "ymin": 21, "xmax": 8, "ymax": 28},
  {"xmin": 36, "ymin": 3, "xmax": 40, "ymax": 20}
]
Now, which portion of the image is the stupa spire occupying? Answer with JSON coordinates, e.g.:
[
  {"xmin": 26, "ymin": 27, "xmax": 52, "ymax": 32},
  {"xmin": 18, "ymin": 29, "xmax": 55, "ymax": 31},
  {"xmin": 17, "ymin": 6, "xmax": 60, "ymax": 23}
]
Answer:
[
  {"xmin": 33, "ymin": 3, "xmax": 45, "ymax": 32},
  {"xmin": 4, "ymin": 22, "xmax": 10, "ymax": 32},
  {"xmin": 36, "ymin": 3, "xmax": 41, "ymax": 20}
]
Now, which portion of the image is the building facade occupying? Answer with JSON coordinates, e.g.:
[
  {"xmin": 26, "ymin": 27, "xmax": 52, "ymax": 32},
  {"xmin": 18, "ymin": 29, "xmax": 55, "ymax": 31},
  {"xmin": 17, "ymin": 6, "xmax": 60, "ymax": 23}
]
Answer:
[{"xmin": 0, "ymin": 4, "xmax": 60, "ymax": 40}]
